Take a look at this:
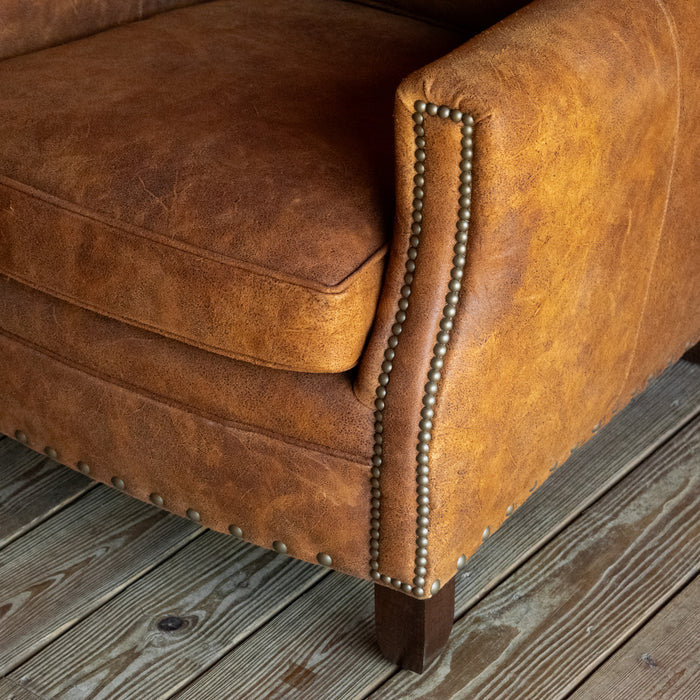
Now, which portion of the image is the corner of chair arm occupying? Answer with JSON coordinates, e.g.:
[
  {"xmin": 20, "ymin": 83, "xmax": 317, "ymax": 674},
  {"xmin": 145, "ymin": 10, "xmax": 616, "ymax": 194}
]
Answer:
[{"xmin": 356, "ymin": 0, "xmax": 694, "ymax": 597}]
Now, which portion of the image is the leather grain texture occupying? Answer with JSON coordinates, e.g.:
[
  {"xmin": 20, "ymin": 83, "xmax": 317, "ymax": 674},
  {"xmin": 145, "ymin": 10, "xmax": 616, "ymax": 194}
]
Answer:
[
  {"xmin": 0, "ymin": 0, "xmax": 461, "ymax": 373},
  {"xmin": 0, "ymin": 0, "xmax": 207, "ymax": 61},
  {"xmin": 357, "ymin": 0, "xmax": 700, "ymax": 591},
  {"xmin": 0, "ymin": 323, "xmax": 373, "ymax": 578},
  {"xmin": 0, "ymin": 275, "xmax": 374, "ymax": 460}
]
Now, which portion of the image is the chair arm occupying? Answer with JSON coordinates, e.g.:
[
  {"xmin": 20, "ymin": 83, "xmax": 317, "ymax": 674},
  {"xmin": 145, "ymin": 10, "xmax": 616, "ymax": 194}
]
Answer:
[
  {"xmin": 0, "ymin": 0, "xmax": 204, "ymax": 61},
  {"xmin": 357, "ymin": 0, "xmax": 700, "ymax": 595}
]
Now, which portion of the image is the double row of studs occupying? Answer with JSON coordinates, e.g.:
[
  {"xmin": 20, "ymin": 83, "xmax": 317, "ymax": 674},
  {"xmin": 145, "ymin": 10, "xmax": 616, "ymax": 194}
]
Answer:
[{"xmin": 370, "ymin": 100, "xmax": 474, "ymax": 597}]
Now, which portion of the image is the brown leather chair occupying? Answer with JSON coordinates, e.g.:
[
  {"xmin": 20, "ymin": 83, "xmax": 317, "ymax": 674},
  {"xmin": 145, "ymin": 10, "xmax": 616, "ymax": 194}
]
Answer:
[{"xmin": 1, "ymin": 0, "xmax": 698, "ymax": 672}]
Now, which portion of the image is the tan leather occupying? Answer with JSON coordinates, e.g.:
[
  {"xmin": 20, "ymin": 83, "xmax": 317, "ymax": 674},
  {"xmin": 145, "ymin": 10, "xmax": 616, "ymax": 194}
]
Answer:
[
  {"xmin": 0, "ymin": 0, "xmax": 207, "ymax": 61},
  {"xmin": 357, "ymin": 0, "xmax": 700, "ymax": 591},
  {"xmin": 0, "ymin": 0, "xmax": 460, "ymax": 373},
  {"xmin": 0, "ymin": 276, "xmax": 374, "ymax": 459},
  {"xmin": 0, "ymin": 327, "xmax": 372, "ymax": 576},
  {"xmin": 0, "ymin": 0, "xmax": 698, "ymax": 594}
]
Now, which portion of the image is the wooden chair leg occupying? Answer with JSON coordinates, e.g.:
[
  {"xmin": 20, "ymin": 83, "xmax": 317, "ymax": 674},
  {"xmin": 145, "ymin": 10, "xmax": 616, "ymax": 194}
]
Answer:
[
  {"xmin": 683, "ymin": 341, "xmax": 700, "ymax": 365},
  {"xmin": 374, "ymin": 577, "xmax": 455, "ymax": 673}
]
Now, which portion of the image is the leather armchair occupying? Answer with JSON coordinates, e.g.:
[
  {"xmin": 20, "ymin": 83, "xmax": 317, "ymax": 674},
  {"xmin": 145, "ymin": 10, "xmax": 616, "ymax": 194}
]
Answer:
[{"xmin": 1, "ymin": 0, "xmax": 697, "ymax": 672}]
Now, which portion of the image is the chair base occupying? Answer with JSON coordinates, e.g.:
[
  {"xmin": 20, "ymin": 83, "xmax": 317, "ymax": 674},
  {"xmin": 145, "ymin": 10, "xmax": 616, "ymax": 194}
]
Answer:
[{"xmin": 374, "ymin": 577, "xmax": 455, "ymax": 673}]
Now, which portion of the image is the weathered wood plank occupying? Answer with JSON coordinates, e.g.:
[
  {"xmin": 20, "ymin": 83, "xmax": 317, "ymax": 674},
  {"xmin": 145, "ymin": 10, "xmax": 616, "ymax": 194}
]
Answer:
[
  {"xmin": 0, "ymin": 437, "xmax": 93, "ymax": 549},
  {"xmin": 11, "ymin": 531, "xmax": 326, "ymax": 700},
  {"xmin": 372, "ymin": 417, "xmax": 700, "ymax": 699},
  {"xmin": 170, "ymin": 361, "xmax": 700, "ymax": 700},
  {"xmin": 0, "ymin": 487, "xmax": 201, "ymax": 675},
  {"xmin": 0, "ymin": 676, "xmax": 45, "ymax": 700},
  {"xmin": 571, "ymin": 577, "xmax": 700, "ymax": 700},
  {"xmin": 177, "ymin": 573, "xmax": 384, "ymax": 700}
]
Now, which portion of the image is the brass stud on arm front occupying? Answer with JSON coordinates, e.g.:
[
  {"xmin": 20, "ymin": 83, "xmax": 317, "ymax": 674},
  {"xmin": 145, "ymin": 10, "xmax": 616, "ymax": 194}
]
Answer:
[{"xmin": 369, "ymin": 100, "xmax": 475, "ymax": 597}]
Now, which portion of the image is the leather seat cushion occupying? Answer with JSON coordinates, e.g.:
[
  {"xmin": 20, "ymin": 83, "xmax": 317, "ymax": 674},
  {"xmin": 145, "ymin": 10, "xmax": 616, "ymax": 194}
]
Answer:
[
  {"xmin": 0, "ymin": 275, "xmax": 374, "ymax": 460},
  {"xmin": 0, "ymin": 0, "xmax": 460, "ymax": 372}
]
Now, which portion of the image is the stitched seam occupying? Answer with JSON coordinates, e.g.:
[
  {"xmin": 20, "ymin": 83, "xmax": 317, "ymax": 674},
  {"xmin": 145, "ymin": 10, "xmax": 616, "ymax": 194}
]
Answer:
[
  {"xmin": 370, "ymin": 101, "xmax": 474, "ymax": 596},
  {"xmin": 0, "ymin": 269, "xmax": 361, "ymax": 374},
  {"xmin": 0, "ymin": 175, "xmax": 388, "ymax": 295},
  {"xmin": 0, "ymin": 327, "xmax": 371, "ymax": 464}
]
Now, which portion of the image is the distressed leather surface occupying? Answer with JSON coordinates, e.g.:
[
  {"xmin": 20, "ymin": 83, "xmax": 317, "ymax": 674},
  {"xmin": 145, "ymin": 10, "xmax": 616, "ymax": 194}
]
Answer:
[
  {"xmin": 0, "ymin": 0, "xmax": 207, "ymax": 61},
  {"xmin": 0, "ymin": 316, "xmax": 372, "ymax": 577},
  {"xmin": 0, "ymin": 276, "xmax": 374, "ymax": 459},
  {"xmin": 0, "ymin": 0, "xmax": 461, "ymax": 373},
  {"xmin": 357, "ymin": 0, "xmax": 700, "ymax": 591}
]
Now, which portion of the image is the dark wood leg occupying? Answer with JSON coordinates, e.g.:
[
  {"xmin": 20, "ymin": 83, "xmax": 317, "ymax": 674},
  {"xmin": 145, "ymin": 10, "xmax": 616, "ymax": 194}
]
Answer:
[
  {"xmin": 683, "ymin": 341, "xmax": 700, "ymax": 365},
  {"xmin": 374, "ymin": 577, "xmax": 455, "ymax": 673}
]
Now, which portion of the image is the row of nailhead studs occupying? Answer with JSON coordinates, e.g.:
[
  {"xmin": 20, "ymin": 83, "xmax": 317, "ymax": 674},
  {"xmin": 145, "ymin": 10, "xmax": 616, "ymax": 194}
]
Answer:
[
  {"xmin": 369, "ymin": 101, "xmax": 474, "ymax": 597},
  {"xmin": 13, "ymin": 429, "xmax": 335, "ymax": 569}
]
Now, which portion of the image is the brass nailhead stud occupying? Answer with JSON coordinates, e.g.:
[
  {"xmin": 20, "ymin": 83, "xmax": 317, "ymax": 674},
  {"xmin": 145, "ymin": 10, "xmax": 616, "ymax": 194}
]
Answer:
[
  {"xmin": 273, "ymin": 540, "xmax": 287, "ymax": 555},
  {"xmin": 482, "ymin": 526, "xmax": 491, "ymax": 540},
  {"xmin": 186, "ymin": 508, "xmax": 200, "ymax": 522},
  {"xmin": 228, "ymin": 525, "xmax": 243, "ymax": 538},
  {"xmin": 14, "ymin": 430, "xmax": 28, "ymax": 443},
  {"xmin": 430, "ymin": 579, "xmax": 441, "ymax": 595},
  {"xmin": 506, "ymin": 504, "xmax": 515, "ymax": 516},
  {"xmin": 150, "ymin": 493, "xmax": 164, "ymax": 507},
  {"xmin": 316, "ymin": 553, "xmax": 332, "ymax": 567},
  {"xmin": 45, "ymin": 446, "xmax": 58, "ymax": 461},
  {"xmin": 77, "ymin": 461, "xmax": 90, "ymax": 475},
  {"xmin": 456, "ymin": 554, "xmax": 467, "ymax": 569},
  {"xmin": 111, "ymin": 476, "xmax": 125, "ymax": 490}
]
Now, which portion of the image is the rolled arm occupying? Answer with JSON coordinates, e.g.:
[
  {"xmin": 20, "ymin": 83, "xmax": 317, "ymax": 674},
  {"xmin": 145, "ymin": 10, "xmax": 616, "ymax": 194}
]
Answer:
[{"xmin": 358, "ymin": 0, "xmax": 700, "ymax": 594}]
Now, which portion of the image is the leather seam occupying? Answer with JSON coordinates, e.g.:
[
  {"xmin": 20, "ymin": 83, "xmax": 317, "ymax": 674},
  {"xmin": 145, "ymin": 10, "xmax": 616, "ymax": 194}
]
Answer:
[
  {"xmin": 0, "ymin": 175, "xmax": 388, "ymax": 294},
  {"xmin": 370, "ymin": 102, "xmax": 474, "ymax": 597},
  {"xmin": 0, "ymin": 269, "xmax": 359, "ymax": 374},
  {"xmin": 0, "ymin": 326, "xmax": 372, "ymax": 464}
]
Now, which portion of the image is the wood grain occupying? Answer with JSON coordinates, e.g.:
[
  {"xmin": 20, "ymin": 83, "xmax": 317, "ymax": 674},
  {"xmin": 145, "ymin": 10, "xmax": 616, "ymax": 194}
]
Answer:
[
  {"xmin": 171, "ymin": 361, "xmax": 700, "ymax": 700},
  {"xmin": 0, "ymin": 676, "xmax": 45, "ymax": 699},
  {"xmin": 176, "ymin": 573, "xmax": 386, "ymax": 700},
  {"xmin": 0, "ymin": 486, "xmax": 201, "ymax": 675},
  {"xmin": 372, "ymin": 416, "xmax": 700, "ymax": 699},
  {"xmin": 11, "ymin": 531, "xmax": 326, "ymax": 700},
  {"xmin": 0, "ymin": 437, "xmax": 93, "ymax": 549},
  {"xmin": 571, "ymin": 576, "xmax": 700, "ymax": 700}
]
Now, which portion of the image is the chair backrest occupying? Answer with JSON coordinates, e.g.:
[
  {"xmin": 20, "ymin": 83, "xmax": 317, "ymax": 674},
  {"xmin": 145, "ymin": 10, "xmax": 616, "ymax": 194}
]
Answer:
[
  {"xmin": 0, "ymin": 0, "xmax": 208, "ymax": 61},
  {"xmin": 352, "ymin": 0, "xmax": 532, "ymax": 32}
]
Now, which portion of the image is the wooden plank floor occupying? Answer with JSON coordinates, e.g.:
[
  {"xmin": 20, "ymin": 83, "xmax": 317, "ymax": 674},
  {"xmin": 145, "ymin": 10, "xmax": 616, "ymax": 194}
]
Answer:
[{"xmin": 0, "ymin": 359, "xmax": 698, "ymax": 699}]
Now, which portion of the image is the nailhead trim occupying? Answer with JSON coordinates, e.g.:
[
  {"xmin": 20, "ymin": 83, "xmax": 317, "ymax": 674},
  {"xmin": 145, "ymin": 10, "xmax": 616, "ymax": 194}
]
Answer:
[{"xmin": 370, "ymin": 100, "xmax": 474, "ymax": 596}]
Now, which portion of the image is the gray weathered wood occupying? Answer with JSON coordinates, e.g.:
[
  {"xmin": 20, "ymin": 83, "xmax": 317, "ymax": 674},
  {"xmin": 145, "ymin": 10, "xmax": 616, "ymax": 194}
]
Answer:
[
  {"xmin": 169, "ymin": 361, "xmax": 700, "ymax": 700},
  {"xmin": 11, "ymin": 531, "xmax": 327, "ymax": 700},
  {"xmin": 0, "ymin": 437, "xmax": 93, "ymax": 549},
  {"xmin": 372, "ymin": 416, "xmax": 700, "ymax": 699},
  {"xmin": 0, "ymin": 486, "xmax": 201, "ymax": 675},
  {"xmin": 572, "ymin": 577, "xmax": 700, "ymax": 700},
  {"xmin": 0, "ymin": 676, "xmax": 45, "ymax": 699},
  {"xmin": 177, "ymin": 573, "xmax": 385, "ymax": 700}
]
